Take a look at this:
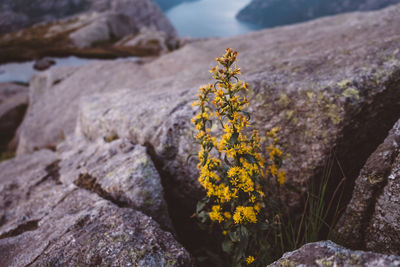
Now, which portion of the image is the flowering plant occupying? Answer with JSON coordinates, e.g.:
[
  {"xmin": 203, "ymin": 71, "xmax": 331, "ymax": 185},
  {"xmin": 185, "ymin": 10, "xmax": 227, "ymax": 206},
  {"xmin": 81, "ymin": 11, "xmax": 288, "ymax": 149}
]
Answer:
[{"xmin": 192, "ymin": 48, "xmax": 285, "ymax": 266}]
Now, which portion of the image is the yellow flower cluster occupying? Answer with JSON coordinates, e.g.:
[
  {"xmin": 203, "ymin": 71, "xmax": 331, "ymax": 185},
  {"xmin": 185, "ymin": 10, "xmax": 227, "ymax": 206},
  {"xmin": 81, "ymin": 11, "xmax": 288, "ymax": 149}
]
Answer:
[
  {"xmin": 192, "ymin": 48, "xmax": 266, "ymax": 229},
  {"xmin": 193, "ymin": 48, "xmax": 286, "ymax": 266},
  {"xmin": 266, "ymin": 127, "xmax": 286, "ymax": 185},
  {"xmin": 233, "ymin": 206, "xmax": 257, "ymax": 224},
  {"xmin": 209, "ymin": 205, "xmax": 224, "ymax": 223}
]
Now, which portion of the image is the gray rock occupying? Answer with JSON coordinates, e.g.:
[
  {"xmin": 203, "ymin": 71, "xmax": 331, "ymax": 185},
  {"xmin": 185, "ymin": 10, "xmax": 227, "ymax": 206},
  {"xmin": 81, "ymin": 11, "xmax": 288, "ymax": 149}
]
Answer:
[
  {"xmin": 0, "ymin": 190, "xmax": 191, "ymax": 267},
  {"xmin": 0, "ymin": 141, "xmax": 191, "ymax": 266},
  {"xmin": 0, "ymin": 83, "xmax": 28, "ymax": 154},
  {"xmin": 17, "ymin": 60, "xmax": 147, "ymax": 155},
  {"xmin": 0, "ymin": 149, "xmax": 61, "ymax": 234},
  {"xmin": 115, "ymin": 28, "xmax": 171, "ymax": 55},
  {"xmin": 58, "ymin": 138, "xmax": 173, "ymax": 230},
  {"xmin": 33, "ymin": 57, "xmax": 55, "ymax": 71},
  {"xmin": 335, "ymin": 119, "xmax": 400, "ymax": 255},
  {"xmin": 68, "ymin": 12, "xmax": 127, "ymax": 49},
  {"xmin": 268, "ymin": 240, "xmax": 400, "ymax": 267}
]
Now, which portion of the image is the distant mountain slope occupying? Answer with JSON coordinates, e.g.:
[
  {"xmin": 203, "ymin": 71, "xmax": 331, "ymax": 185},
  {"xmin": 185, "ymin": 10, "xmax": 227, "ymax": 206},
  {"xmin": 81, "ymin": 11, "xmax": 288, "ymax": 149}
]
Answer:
[
  {"xmin": 0, "ymin": 0, "xmax": 176, "ymax": 35},
  {"xmin": 237, "ymin": 0, "xmax": 400, "ymax": 28},
  {"xmin": 152, "ymin": 0, "xmax": 198, "ymax": 11}
]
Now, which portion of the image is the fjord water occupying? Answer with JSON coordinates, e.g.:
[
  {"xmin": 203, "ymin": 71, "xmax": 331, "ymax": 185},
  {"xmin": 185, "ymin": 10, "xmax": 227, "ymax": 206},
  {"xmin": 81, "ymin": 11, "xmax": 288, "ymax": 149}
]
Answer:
[
  {"xmin": 0, "ymin": 57, "xmax": 137, "ymax": 83},
  {"xmin": 166, "ymin": 0, "xmax": 261, "ymax": 37}
]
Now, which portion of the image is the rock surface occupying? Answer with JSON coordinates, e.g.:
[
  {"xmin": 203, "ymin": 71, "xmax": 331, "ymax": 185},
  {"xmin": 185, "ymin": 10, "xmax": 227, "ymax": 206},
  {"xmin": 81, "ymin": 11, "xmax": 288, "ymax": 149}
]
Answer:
[
  {"xmin": 0, "ymin": 141, "xmax": 191, "ymax": 266},
  {"xmin": 115, "ymin": 28, "xmax": 172, "ymax": 55},
  {"xmin": 335, "ymin": 119, "xmax": 400, "ymax": 255},
  {"xmin": 0, "ymin": 83, "xmax": 28, "ymax": 155},
  {"xmin": 33, "ymin": 58, "xmax": 56, "ymax": 71},
  {"xmin": 58, "ymin": 138, "xmax": 173, "ymax": 230},
  {"xmin": 237, "ymin": 0, "xmax": 400, "ymax": 28},
  {"xmin": 269, "ymin": 241, "xmax": 400, "ymax": 267}
]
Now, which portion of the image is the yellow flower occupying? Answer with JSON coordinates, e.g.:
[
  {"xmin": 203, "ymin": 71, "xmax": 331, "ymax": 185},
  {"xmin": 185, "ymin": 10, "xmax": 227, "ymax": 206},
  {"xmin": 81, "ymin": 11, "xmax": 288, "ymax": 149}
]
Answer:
[
  {"xmin": 246, "ymin": 256, "xmax": 255, "ymax": 264},
  {"xmin": 209, "ymin": 205, "xmax": 224, "ymax": 223},
  {"xmin": 269, "ymin": 164, "xmax": 278, "ymax": 176},
  {"xmin": 224, "ymin": 212, "xmax": 232, "ymax": 219},
  {"xmin": 233, "ymin": 206, "xmax": 257, "ymax": 224},
  {"xmin": 269, "ymin": 146, "xmax": 283, "ymax": 161},
  {"xmin": 277, "ymin": 170, "xmax": 286, "ymax": 185}
]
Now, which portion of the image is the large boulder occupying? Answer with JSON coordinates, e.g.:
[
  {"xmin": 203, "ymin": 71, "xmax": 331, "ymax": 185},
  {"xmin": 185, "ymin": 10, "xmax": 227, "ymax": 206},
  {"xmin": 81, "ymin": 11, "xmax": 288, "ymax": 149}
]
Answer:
[
  {"xmin": 237, "ymin": 0, "xmax": 400, "ymax": 28},
  {"xmin": 334, "ymin": 119, "xmax": 400, "ymax": 255},
  {"xmin": 0, "ymin": 140, "xmax": 191, "ymax": 266},
  {"xmin": 269, "ymin": 241, "xmax": 400, "ymax": 267}
]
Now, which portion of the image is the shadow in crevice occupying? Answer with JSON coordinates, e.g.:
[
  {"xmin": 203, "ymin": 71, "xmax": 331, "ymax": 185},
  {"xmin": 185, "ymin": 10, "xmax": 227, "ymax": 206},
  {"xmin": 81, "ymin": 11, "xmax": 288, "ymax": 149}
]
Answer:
[
  {"xmin": 0, "ymin": 219, "xmax": 39, "ymax": 239},
  {"xmin": 144, "ymin": 142, "xmax": 221, "ymax": 266},
  {"xmin": 311, "ymin": 69, "xmax": 400, "ymax": 242}
]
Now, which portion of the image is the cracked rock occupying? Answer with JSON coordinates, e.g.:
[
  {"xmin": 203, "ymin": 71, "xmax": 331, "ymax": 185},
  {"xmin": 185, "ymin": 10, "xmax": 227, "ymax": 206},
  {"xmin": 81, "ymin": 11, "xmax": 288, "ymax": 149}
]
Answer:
[
  {"xmin": 58, "ymin": 138, "xmax": 173, "ymax": 231},
  {"xmin": 269, "ymin": 240, "xmax": 400, "ymax": 267},
  {"xmin": 335, "ymin": 119, "xmax": 400, "ymax": 254},
  {"xmin": 0, "ymin": 142, "xmax": 192, "ymax": 266}
]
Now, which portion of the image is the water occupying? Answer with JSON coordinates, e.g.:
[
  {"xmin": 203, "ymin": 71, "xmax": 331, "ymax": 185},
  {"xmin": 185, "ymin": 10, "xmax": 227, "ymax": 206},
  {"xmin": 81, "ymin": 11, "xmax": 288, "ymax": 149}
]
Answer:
[
  {"xmin": 166, "ymin": 0, "xmax": 261, "ymax": 38},
  {"xmin": 0, "ymin": 56, "xmax": 137, "ymax": 83}
]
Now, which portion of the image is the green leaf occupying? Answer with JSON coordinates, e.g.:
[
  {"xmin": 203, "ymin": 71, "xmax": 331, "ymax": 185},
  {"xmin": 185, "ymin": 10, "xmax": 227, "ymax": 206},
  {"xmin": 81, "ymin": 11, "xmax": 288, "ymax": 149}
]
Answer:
[
  {"xmin": 222, "ymin": 240, "xmax": 233, "ymax": 254},
  {"xmin": 196, "ymin": 200, "xmax": 206, "ymax": 214},
  {"xmin": 198, "ymin": 211, "xmax": 209, "ymax": 223},
  {"xmin": 228, "ymin": 230, "xmax": 240, "ymax": 242}
]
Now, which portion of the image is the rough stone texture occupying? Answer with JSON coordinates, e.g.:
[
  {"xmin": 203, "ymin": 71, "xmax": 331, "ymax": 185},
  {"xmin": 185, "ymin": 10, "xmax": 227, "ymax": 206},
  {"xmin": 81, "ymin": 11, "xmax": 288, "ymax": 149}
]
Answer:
[
  {"xmin": 0, "ymin": 142, "xmax": 191, "ymax": 266},
  {"xmin": 0, "ymin": 83, "xmax": 28, "ymax": 154},
  {"xmin": 15, "ymin": 3, "xmax": 400, "ymax": 248},
  {"xmin": 335, "ymin": 119, "xmax": 400, "ymax": 255},
  {"xmin": 68, "ymin": 12, "xmax": 133, "ymax": 49},
  {"xmin": 115, "ymin": 28, "xmax": 171, "ymax": 55},
  {"xmin": 0, "ymin": 0, "xmax": 176, "ymax": 37},
  {"xmin": 237, "ymin": 0, "xmax": 400, "ymax": 28},
  {"xmin": 58, "ymin": 138, "xmax": 173, "ymax": 230},
  {"xmin": 17, "ymin": 61, "xmax": 147, "ymax": 155},
  {"xmin": 0, "ymin": 149, "xmax": 61, "ymax": 234},
  {"xmin": 268, "ymin": 241, "xmax": 400, "ymax": 267}
]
